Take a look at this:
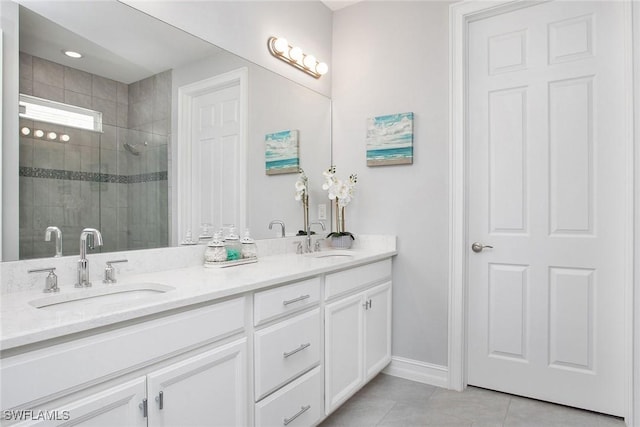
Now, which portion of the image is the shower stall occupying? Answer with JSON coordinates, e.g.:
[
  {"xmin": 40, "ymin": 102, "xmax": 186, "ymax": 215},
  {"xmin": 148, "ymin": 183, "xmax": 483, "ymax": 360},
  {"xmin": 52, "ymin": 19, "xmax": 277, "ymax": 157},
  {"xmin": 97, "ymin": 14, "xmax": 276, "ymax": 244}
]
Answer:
[{"xmin": 18, "ymin": 53, "xmax": 170, "ymax": 259}]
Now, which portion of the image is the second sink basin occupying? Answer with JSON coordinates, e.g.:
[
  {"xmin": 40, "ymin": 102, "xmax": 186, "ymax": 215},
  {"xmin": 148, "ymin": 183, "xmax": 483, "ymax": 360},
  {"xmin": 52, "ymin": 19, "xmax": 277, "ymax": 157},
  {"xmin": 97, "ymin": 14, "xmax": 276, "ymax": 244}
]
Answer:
[
  {"xmin": 305, "ymin": 250, "xmax": 355, "ymax": 259},
  {"xmin": 30, "ymin": 282, "xmax": 174, "ymax": 311}
]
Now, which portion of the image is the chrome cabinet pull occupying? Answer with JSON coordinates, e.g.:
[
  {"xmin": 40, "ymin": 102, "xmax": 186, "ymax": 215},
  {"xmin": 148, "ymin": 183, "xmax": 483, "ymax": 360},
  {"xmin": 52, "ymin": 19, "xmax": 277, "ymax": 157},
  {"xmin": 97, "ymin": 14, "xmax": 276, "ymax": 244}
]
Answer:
[
  {"xmin": 283, "ymin": 405, "xmax": 311, "ymax": 425},
  {"xmin": 283, "ymin": 343, "xmax": 311, "ymax": 358},
  {"xmin": 283, "ymin": 294, "xmax": 310, "ymax": 306},
  {"xmin": 139, "ymin": 398, "xmax": 148, "ymax": 417},
  {"xmin": 155, "ymin": 391, "xmax": 164, "ymax": 410}
]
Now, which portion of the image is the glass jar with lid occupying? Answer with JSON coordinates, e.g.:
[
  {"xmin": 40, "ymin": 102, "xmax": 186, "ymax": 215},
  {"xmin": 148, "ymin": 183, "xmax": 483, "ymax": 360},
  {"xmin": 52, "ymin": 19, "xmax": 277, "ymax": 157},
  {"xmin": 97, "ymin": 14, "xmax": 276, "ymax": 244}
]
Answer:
[
  {"xmin": 241, "ymin": 228, "xmax": 257, "ymax": 259},
  {"xmin": 204, "ymin": 231, "xmax": 227, "ymax": 265},
  {"xmin": 224, "ymin": 226, "xmax": 242, "ymax": 261}
]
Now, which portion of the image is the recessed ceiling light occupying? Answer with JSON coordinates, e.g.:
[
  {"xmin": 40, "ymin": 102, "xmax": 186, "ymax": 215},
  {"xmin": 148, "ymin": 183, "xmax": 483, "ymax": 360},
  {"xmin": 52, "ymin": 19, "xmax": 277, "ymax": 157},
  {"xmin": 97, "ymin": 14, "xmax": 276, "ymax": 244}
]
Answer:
[{"xmin": 63, "ymin": 50, "xmax": 83, "ymax": 59}]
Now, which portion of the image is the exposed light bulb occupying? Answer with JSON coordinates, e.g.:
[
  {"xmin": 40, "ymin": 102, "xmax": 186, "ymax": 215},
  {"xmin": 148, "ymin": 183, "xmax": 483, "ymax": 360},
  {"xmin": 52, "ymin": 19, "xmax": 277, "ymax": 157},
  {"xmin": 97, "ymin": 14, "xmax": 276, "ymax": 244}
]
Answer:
[
  {"xmin": 316, "ymin": 62, "xmax": 329, "ymax": 75},
  {"xmin": 21, "ymin": 127, "xmax": 31, "ymax": 136},
  {"xmin": 60, "ymin": 134, "xmax": 70, "ymax": 142},
  {"xmin": 289, "ymin": 46, "xmax": 303, "ymax": 62},
  {"xmin": 34, "ymin": 129, "xmax": 44, "ymax": 138},
  {"xmin": 47, "ymin": 132, "xmax": 58, "ymax": 140},
  {"xmin": 303, "ymin": 55, "xmax": 316, "ymax": 69},
  {"xmin": 273, "ymin": 37, "xmax": 289, "ymax": 54}
]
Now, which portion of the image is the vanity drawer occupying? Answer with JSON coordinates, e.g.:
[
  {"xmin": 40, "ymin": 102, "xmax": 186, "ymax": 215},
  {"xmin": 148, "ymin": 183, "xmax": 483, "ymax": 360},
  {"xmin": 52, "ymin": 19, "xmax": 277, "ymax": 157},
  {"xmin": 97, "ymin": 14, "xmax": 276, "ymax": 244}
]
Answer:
[
  {"xmin": 254, "ymin": 277, "xmax": 320, "ymax": 325},
  {"xmin": 255, "ymin": 366, "xmax": 323, "ymax": 427},
  {"xmin": 254, "ymin": 309, "xmax": 321, "ymax": 400},
  {"xmin": 325, "ymin": 259, "xmax": 392, "ymax": 300}
]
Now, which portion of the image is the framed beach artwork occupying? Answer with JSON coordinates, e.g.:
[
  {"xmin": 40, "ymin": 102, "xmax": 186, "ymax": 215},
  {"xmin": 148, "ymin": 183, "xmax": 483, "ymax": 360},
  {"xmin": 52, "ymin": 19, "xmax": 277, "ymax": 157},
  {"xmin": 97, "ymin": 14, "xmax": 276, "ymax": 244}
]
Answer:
[
  {"xmin": 366, "ymin": 112, "xmax": 414, "ymax": 166},
  {"xmin": 265, "ymin": 129, "xmax": 299, "ymax": 175}
]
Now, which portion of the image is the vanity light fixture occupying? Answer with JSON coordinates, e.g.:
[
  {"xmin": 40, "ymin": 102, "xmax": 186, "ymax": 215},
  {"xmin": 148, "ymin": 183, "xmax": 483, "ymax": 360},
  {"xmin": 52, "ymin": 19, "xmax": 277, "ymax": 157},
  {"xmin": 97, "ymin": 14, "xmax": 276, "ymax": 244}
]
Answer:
[
  {"xmin": 267, "ymin": 36, "xmax": 328, "ymax": 79},
  {"xmin": 63, "ymin": 50, "xmax": 83, "ymax": 59},
  {"xmin": 21, "ymin": 126, "xmax": 70, "ymax": 143}
]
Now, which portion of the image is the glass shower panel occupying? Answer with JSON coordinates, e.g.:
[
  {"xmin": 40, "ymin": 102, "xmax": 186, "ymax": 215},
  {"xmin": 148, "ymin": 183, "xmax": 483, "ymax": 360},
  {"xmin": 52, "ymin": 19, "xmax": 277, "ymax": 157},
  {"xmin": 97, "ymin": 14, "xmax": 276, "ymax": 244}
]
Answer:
[{"xmin": 18, "ymin": 52, "xmax": 170, "ymax": 259}]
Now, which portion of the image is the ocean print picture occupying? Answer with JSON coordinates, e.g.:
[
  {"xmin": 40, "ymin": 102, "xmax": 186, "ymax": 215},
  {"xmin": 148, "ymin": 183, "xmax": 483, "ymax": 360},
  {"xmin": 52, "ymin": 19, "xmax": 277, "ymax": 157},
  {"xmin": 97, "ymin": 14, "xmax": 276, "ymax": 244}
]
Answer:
[
  {"xmin": 265, "ymin": 129, "xmax": 299, "ymax": 175},
  {"xmin": 366, "ymin": 112, "xmax": 414, "ymax": 166}
]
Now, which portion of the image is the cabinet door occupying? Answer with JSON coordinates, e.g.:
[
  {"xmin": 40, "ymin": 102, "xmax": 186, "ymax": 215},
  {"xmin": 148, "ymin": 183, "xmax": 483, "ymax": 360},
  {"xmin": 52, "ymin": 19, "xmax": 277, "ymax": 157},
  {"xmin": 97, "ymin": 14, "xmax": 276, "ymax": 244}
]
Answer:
[
  {"xmin": 147, "ymin": 338, "xmax": 247, "ymax": 427},
  {"xmin": 20, "ymin": 377, "xmax": 146, "ymax": 427},
  {"xmin": 324, "ymin": 293, "xmax": 365, "ymax": 415},
  {"xmin": 365, "ymin": 281, "xmax": 392, "ymax": 380}
]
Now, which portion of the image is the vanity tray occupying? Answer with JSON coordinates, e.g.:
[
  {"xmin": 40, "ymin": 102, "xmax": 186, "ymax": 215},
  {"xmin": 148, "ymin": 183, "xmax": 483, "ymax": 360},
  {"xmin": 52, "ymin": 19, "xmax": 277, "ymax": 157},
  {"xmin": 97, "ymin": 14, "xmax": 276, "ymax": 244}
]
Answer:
[{"xmin": 204, "ymin": 258, "xmax": 258, "ymax": 268}]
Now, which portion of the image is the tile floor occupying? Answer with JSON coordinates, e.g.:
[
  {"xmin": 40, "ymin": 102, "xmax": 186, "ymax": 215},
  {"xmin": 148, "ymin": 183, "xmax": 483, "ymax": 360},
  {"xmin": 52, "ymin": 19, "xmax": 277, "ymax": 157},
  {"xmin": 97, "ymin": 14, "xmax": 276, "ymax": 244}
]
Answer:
[{"xmin": 319, "ymin": 374, "xmax": 625, "ymax": 426}]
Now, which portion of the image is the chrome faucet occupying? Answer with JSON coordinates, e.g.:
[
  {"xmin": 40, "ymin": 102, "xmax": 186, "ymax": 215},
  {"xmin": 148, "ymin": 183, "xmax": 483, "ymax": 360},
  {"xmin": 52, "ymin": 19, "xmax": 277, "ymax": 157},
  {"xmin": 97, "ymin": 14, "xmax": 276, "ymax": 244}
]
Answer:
[
  {"xmin": 305, "ymin": 221, "xmax": 326, "ymax": 253},
  {"xmin": 45, "ymin": 226, "xmax": 62, "ymax": 257},
  {"xmin": 76, "ymin": 228, "xmax": 103, "ymax": 288},
  {"xmin": 269, "ymin": 220, "xmax": 286, "ymax": 238}
]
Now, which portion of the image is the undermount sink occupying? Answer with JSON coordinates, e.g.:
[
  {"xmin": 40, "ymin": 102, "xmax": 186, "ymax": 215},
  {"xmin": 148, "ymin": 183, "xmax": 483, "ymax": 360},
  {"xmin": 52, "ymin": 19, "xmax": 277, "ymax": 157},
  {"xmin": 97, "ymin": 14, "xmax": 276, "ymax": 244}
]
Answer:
[
  {"xmin": 29, "ymin": 282, "xmax": 174, "ymax": 311},
  {"xmin": 305, "ymin": 250, "xmax": 355, "ymax": 259}
]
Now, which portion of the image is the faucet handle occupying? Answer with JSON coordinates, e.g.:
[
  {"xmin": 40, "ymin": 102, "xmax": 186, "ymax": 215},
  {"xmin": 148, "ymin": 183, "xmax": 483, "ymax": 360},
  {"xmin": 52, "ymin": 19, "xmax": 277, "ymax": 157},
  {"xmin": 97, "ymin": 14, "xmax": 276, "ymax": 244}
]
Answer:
[
  {"xmin": 104, "ymin": 259, "xmax": 128, "ymax": 284},
  {"xmin": 28, "ymin": 267, "xmax": 59, "ymax": 293},
  {"xmin": 293, "ymin": 241, "xmax": 303, "ymax": 255},
  {"xmin": 314, "ymin": 239, "xmax": 325, "ymax": 252}
]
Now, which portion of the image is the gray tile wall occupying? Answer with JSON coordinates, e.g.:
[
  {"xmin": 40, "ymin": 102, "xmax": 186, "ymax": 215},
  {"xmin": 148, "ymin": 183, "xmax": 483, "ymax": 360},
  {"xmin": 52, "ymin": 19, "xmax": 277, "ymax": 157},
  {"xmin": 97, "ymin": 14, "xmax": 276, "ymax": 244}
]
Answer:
[{"xmin": 18, "ymin": 53, "xmax": 169, "ymax": 259}]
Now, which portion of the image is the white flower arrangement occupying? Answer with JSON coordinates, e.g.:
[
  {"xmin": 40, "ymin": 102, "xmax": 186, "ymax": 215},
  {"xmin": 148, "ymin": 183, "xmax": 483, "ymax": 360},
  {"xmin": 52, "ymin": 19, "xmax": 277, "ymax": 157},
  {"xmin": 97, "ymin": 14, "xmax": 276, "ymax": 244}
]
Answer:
[
  {"xmin": 322, "ymin": 166, "xmax": 357, "ymax": 239},
  {"xmin": 322, "ymin": 166, "xmax": 357, "ymax": 208},
  {"xmin": 294, "ymin": 168, "xmax": 308, "ymax": 202}
]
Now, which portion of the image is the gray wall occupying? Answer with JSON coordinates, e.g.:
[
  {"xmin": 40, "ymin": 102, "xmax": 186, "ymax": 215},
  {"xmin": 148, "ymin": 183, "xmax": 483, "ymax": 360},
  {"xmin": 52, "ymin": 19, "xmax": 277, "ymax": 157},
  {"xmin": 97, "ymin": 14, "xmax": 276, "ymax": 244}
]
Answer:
[{"xmin": 332, "ymin": 1, "xmax": 453, "ymax": 366}]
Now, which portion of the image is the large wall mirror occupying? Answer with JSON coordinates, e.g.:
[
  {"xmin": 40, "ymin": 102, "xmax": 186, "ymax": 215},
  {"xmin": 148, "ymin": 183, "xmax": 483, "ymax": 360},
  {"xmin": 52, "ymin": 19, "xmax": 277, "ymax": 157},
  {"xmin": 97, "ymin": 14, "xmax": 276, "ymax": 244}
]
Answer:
[{"xmin": 9, "ymin": 0, "xmax": 331, "ymax": 261}]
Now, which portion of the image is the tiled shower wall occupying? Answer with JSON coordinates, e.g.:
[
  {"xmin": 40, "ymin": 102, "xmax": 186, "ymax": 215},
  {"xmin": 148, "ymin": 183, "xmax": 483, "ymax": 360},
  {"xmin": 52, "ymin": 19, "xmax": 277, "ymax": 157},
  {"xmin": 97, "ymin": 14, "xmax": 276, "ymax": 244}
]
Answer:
[{"xmin": 18, "ymin": 53, "xmax": 169, "ymax": 259}]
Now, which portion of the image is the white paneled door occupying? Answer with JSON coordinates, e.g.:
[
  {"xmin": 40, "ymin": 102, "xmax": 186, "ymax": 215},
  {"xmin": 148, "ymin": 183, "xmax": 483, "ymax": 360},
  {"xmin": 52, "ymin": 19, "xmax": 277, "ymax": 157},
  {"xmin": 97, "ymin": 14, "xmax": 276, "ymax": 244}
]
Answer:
[
  {"xmin": 190, "ymin": 83, "xmax": 241, "ymax": 233},
  {"xmin": 467, "ymin": 1, "xmax": 627, "ymax": 416}
]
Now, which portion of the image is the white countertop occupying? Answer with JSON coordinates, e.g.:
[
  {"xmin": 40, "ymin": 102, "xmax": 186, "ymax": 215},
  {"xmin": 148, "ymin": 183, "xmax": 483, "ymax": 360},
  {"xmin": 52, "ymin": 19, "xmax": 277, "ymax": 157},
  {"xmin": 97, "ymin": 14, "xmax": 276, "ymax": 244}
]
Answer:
[{"xmin": 0, "ymin": 248, "xmax": 396, "ymax": 351}]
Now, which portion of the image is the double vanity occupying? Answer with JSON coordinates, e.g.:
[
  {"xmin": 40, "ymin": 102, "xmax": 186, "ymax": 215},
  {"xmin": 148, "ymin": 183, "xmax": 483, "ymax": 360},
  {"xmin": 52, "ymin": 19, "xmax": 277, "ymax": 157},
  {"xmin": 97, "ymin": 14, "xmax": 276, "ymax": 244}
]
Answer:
[{"xmin": 0, "ymin": 236, "xmax": 396, "ymax": 426}]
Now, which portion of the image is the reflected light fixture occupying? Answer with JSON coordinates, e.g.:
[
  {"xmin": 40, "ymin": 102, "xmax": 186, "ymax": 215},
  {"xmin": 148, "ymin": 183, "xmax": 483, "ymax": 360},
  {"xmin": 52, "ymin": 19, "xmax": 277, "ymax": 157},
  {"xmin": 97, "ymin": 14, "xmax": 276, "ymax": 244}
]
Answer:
[
  {"xmin": 267, "ymin": 36, "xmax": 328, "ymax": 79},
  {"xmin": 63, "ymin": 50, "xmax": 83, "ymax": 59},
  {"xmin": 21, "ymin": 126, "xmax": 69, "ymax": 142}
]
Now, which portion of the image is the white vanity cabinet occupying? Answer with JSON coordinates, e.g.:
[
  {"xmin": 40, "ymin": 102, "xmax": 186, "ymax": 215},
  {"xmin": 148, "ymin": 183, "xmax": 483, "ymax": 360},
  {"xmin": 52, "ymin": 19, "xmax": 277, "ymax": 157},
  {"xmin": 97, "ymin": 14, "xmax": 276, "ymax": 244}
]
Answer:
[
  {"xmin": 324, "ymin": 260, "xmax": 392, "ymax": 415},
  {"xmin": 1, "ymin": 250, "xmax": 396, "ymax": 427},
  {"xmin": 146, "ymin": 338, "xmax": 247, "ymax": 426},
  {"xmin": 2, "ymin": 297, "xmax": 248, "ymax": 426},
  {"xmin": 17, "ymin": 377, "xmax": 148, "ymax": 427},
  {"xmin": 19, "ymin": 339, "xmax": 247, "ymax": 427}
]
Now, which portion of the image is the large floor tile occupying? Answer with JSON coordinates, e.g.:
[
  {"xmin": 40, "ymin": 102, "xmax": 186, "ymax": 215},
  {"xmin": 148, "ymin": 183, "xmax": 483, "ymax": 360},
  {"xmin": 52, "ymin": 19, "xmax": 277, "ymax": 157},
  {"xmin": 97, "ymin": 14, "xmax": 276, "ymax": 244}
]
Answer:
[
  {"xmin": 321, "ymin": 394, "xmax": 396, "ymax": 426},
  {"xmin": 377, "ymin": 402, "xmax": 473, "ymax": 427},
  {"xmin": 319, "ymin": 373, "xmax": 625, "ymax": 427}
]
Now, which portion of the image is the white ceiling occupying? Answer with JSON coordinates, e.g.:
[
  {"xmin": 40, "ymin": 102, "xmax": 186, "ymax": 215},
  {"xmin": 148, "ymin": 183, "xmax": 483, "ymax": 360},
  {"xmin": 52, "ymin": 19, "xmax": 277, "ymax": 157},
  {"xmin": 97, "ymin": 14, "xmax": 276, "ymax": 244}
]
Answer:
[
  {"xmin": 321, "ymin": 1, "xmax": 364, "ymax": 11},
  {"xmin": 19, "ymin": 1, "xmax": 223, "ymax": 84}
]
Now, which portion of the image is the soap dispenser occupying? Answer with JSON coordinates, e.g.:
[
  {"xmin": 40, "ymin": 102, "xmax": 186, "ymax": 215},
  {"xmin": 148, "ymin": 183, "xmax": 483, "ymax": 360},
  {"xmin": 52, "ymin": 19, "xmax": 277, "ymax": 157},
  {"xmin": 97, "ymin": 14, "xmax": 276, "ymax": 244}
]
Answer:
[{"xmin": 241, "ymin": 228, "xmax": 257, "ymax": 259}]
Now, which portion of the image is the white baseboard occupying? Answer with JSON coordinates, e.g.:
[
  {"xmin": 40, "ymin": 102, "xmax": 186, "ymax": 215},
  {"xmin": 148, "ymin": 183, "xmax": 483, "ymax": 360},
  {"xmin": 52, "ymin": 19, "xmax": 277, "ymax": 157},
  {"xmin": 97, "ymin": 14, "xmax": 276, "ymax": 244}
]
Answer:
[{"xmin": 383, "ymin": 356, "xmax": 449, "ymax": 389}]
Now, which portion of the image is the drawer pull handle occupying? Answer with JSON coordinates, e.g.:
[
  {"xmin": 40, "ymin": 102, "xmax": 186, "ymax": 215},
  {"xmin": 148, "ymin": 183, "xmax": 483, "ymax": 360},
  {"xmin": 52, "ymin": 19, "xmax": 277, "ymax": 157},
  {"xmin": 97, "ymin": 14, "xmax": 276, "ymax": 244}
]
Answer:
[
  {"xmin": 156, "ymin": 391, "xmax": 164, "ymax": 410},
  {"xmin": 283, "ymin": 342, "xmax": 311, "ymax": 358},
  {"xmin": 139, "ymin": 398, "xmax": 148, "ymax": 417},
  {"xmin": 283, "ymin": 294, "xmax": 310, "ymax": 306},
  {"xmin": 283, "ymin": 405, "xmax": 311, "ymax": 425}
]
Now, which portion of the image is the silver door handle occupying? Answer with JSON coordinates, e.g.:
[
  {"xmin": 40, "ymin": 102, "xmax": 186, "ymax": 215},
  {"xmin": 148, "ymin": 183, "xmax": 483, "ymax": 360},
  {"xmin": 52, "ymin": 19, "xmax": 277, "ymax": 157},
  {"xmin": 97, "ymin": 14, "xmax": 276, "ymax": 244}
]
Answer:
[{"xmin": 471, "ymin": 242, "xmax": 493, "ymax": 253}]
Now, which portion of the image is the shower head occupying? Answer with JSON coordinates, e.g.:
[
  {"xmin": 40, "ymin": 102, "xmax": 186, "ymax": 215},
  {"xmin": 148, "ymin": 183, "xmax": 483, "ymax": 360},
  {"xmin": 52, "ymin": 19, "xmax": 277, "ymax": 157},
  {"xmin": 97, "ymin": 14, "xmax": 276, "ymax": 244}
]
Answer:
[
  {"xmin": 123, "ymin": 143, "xmax": 140, "ymax": 155},
  {"xmin": 123, "ymin": 140, "xmax": 148, "ymax": 156}
]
